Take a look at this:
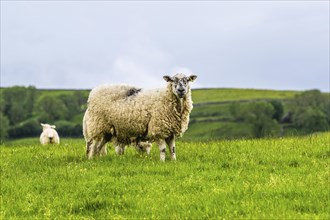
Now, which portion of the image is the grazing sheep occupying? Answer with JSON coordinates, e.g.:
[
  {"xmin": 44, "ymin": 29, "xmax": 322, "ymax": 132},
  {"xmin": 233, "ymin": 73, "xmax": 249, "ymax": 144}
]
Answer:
[
  {"xmin": 83, "ymin": 73, "xmax": 197, "ymax": 161},
  {"xmin": 40, "ymin": 123, "xmax": 60, "ymax": 145},
  {"xmin": 128, "ymin": 137, "xmax": 152, "ymax": 155}
]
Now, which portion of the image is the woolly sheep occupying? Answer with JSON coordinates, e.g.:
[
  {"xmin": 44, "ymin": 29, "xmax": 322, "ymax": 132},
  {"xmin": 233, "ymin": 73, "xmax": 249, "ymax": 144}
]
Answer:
[
  {"xmin": 82, "ymin": 85, "xmax": 152, "ymax": 156},
  {"xmin": 40, "ymin": 123, "xmax": 60, "ymax": 145},
  {"xmin": 83, "ymin": 73, "xmax": 197, "ymax": 161}
]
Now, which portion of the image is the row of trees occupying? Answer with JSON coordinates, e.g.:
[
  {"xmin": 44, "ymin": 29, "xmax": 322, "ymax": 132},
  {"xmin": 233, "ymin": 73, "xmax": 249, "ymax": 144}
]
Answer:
[
  {"xmin": 0, "ymin": 86, "xmax": 89, "ymax": 141},
  {"xmin": 228, "ymin": 90, "xmax": 329, "ymax": 138},
  {"xmin": 0, "ymin": 87, "xmax": 329, "ymax": 142}
]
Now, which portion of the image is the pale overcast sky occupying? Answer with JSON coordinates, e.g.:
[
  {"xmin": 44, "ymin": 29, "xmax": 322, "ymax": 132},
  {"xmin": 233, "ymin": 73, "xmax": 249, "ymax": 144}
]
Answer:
[{"xmin": 1, "ymin": 1, "xmax": 329, "ymax": 91}]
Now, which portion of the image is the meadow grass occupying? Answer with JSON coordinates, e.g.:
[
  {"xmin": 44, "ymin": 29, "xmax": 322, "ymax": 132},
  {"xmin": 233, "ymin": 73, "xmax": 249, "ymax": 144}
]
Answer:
[
  {"xmin": 1, "ymin": 133, "xmax": 329, "ymax": 219},
  {"xmin": 183, "ymin": 121, "xmax": 254, "ymax": 141}
]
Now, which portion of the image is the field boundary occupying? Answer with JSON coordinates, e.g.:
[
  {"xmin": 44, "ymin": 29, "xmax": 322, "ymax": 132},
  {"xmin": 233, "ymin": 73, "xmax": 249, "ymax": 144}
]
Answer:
[{"xmin": 193, "ymin": 98, "xmax": 291, "ymax": 106}]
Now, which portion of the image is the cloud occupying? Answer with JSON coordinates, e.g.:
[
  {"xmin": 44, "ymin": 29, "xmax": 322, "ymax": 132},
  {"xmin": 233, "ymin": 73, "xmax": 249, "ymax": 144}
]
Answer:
[
  {"xmin": 112, "ymin": 57, "xmax": 163, "ymax": 88},
  {"xmin": 110, "ymin": 38, "xmax": 173, "ymax": 89},
  {"xmin": 1, "ymin": 1, "xmax": 329, "ymax": 91}
]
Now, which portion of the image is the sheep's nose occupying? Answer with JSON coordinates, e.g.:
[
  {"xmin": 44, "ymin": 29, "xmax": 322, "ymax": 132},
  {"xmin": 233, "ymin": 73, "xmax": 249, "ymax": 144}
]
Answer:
[{"xmin": 178, "ymin": 88, "xmax": 184, "ymax": 93}]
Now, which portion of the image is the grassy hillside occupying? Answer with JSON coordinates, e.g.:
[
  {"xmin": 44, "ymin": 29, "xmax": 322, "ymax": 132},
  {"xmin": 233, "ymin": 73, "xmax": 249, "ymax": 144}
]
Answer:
[
  {"xmin": 3, "ymin": 86, "xmax": 327, "ymax": 141},
  {"xmin": 188, "ymin": 88, "xmax": 329, "ymax": 140},
  {"xmin": 39, "ymin": 88, "xmax": 301, "ymax": 141},
  {"xmin": 36, "ymin": 87, "xmax": 300, "ymax": 103},
  {"xmin": 1, "ymin": 133, "xmax": 329, "ymax": 219},
  {"xmin": 191, "ymin": 88, "xmax": 300, "ymax": 103},
  {"xmin": 35, "ymin": 89, "xmax": 90, "ymax": 99}
]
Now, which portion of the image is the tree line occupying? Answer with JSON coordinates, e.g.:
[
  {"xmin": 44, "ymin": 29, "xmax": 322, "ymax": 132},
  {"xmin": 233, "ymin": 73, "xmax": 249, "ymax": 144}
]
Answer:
[
  {"xmin": 0, "ymin": 86, "xmax": 89, "ymax": 142},
  {"xmin": 227, "ymin": 90, "xmax": 329, "ymax": 138},
  {"xmin": 0, "ymin": 86, "xmax": 329, "ymax": 142}
]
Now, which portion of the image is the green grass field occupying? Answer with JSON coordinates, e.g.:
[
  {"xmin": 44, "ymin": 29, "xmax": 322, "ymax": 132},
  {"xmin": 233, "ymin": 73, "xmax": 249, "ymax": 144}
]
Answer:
[{"xmin": 1, "ymin": 133, "xmax": 329, "ymax": 219}]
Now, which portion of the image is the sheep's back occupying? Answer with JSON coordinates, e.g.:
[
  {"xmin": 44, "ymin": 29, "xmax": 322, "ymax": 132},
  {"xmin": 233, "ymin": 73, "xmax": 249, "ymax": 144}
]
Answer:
[
  {"xmin": 88, "ymin": 84, "xmax": 138, "ymax": 104},
  {"xmin": 110, "ymin": 90, "xmax": 162, "ymax": 140}
]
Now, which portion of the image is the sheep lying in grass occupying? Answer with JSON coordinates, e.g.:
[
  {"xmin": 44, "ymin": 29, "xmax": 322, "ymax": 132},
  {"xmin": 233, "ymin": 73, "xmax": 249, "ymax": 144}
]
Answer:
[
  {"xmin": 83, "ymin": 73, "xmax": 197, "ymax": 161},
  {"xmin": 40, "ymin": 123, "xmax": 60, "ymax": 145}
]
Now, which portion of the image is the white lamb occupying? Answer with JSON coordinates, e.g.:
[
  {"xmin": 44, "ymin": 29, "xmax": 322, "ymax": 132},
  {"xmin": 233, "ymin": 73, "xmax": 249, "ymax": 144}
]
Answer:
[
  {"xmin": 40, "ymin": 123, "xmax": 60, "ymax": 145},
  {"xmin": 83, "ymin": 73, "xmax": 197, "ymax": 161}
]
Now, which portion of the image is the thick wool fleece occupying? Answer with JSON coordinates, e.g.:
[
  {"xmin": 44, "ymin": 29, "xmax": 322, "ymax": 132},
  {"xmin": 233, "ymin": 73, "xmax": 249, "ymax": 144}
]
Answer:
[
  {"xmin": 83, "ymin": 83, "xmax": 193, "ymax": 144},
  {"xmin": 40, "ymin": 125, "xmax": 60, "ymax": 145}
]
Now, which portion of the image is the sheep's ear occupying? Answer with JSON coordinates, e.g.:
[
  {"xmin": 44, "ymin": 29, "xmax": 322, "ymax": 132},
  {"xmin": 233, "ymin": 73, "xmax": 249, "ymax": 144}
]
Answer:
[
  {"xmin": 41, "ymin": 123, "xmax": 45, "ymax": 127},
  {"xmin": 51, "ymin": 125, "xmax": 56, "ymax": 129},
  {"xmin": 188, "ymin": 75, "xmax": 197, "ymax": 82},
  {"xmin": 163, "ymin": 75, "xmax": 173, "ymax": 82}
]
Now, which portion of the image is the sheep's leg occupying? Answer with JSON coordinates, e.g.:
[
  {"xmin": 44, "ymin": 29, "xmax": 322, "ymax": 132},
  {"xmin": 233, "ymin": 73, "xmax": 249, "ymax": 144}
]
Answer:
[
  {"xmin": 88, "ymin": 141, "xmax": 102, "ymax": 159},
  {"xmin": 97, "ymin": 133, "xmax": 112, "ymax": 156},
  {"xmin": 157, "ymin": 140, "xmax": 166, "ymax": 161},
  {"xmin": 145, "ymin": 143, "xmax": 152, "ymax": 155},
  {"xmin": 166, "ymin": 135, "xmax": 176, "ymax": 160},
  {"xmin": 86, "ymin": 137, "xmax": 108, "ymax": 159},
  {"xmin": 115, "ymin": 143, "xmax": 126, "ymax": 155},
  {"xmin": 86, "ymin": 140, "xmax": 96, "ymax": 159},
  {"xmin": 99, "ymin": 145, "xmax": 107, "ymax": 156},
  {"xmin": 96, "ymin": 138, "xmax": 108, "ymax": 157}
]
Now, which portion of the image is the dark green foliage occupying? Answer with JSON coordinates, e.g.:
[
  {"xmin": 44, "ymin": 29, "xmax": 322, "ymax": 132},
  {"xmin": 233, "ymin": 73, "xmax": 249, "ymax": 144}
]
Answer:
[
  {"xmin": 73, "ymin": 90, "xmax": 89, "ymax": 111},
  {"xmin": 7, "ymin": 118, "xmax": 40, "ymax": 138},
  {"xmin": 58, "ymin": 94, "xmax": 85, "ymax": 120},
  {"xmin": 36, "ymin": 92, "xmax": 87, "ymax": 123},
  {"xmin": 269, "ymin": 100, "xmax": 284, "ymax": 122},
  {"xmin": 0, "ymin": 112, "xmax": 10, "ymax": 142},
  {"xmin": 294, "ymin": 107, "xmax": 328, "ymax": 132},
  {"xmin": 2, "ymin": 86, "xmax": 36, "ymax": 125},
  {"xmin": 293, "ymin": 89, "xmax": 326, "ymax": 108},
  {"xmin": 0, "ymin": 91, "xmax": 4, "ymax": 112},
  {"xmin": 190, "ymin": 89, "xmax": 329, "ymax": 140},
  {"xmin": 1, "ymin": 87, "xmax": 88, "ymax": 139},
  {"xmin": 292, "ymin": 90, "xmax": 330, "ymax": 132},
  {"xmin": 229, "ymin": 103, "xmax": 244, "ymax": 122},
  {"xmin": 242, "ymin": 102, "xmax": 280, "ymax": 138},
  {"xmin": 37, "ymin": 95, "xmax": 68, "ymax": 122},
  {"xmin": 227, "ymin": 102, "xmax": 281, "ymax": 138},
  {"xmin": 0, "ymin": 93, "xmax": 10, "ymax": 141},
  {"xmin": 55, "ymin": 120, "xmax": 83, "ymax": 137}
]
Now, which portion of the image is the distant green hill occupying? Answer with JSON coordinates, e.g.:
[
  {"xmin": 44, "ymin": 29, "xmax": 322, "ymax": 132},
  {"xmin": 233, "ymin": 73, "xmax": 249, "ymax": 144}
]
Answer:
[
  {"xmin": 191, "ymin": 88, "xmax": 300, "ymax": 103},
  {"xmin": 2, "ymin": 86, "xmax": 328, "ymax": 141},
  {"xmin": 35, "ymin": 88, "xmax": 302, "ymax": 140},
  {"xmin": 181, "ymin": 88, "xmax": 302, "ymax": 141},
  {"xmin": 35, "ymin": 87, "xmax": 300, "ymax": 103}
]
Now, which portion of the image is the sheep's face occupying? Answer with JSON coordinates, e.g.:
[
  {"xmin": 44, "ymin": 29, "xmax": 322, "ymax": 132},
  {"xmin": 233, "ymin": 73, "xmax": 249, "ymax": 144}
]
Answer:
[{"xmin": 163, "ymin": 73, "xmax": 197, "ymax": 98}]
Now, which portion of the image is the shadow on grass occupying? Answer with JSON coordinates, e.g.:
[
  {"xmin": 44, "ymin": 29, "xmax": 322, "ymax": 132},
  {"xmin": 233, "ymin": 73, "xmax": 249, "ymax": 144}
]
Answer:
[{"xmin": 69, "ymin": 198, "xmax": 129, "ymax": 215}]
